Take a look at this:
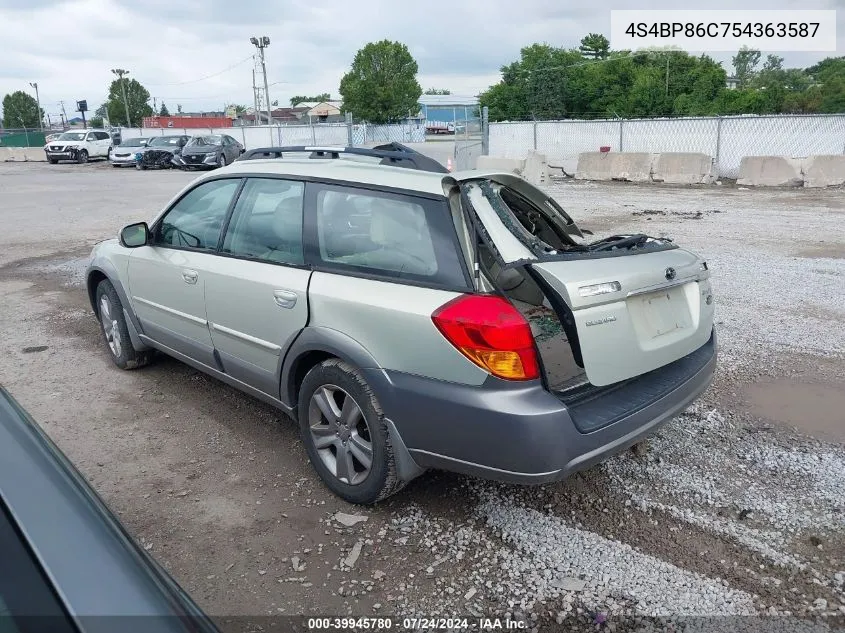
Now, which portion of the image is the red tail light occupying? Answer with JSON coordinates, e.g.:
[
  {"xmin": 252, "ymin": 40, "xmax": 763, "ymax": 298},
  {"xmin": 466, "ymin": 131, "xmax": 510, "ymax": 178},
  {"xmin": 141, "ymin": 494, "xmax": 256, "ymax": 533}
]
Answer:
[{"xmin": 431, "ymin": 294, "xmax": 540, "ymax": 381}]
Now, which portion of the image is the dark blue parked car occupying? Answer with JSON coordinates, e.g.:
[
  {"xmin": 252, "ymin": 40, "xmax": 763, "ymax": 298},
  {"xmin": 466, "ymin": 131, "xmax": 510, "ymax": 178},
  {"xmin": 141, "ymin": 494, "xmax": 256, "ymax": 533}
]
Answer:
[{"xmin": 0, "ymin": 386, "xmax": 219, "ymax": 633}]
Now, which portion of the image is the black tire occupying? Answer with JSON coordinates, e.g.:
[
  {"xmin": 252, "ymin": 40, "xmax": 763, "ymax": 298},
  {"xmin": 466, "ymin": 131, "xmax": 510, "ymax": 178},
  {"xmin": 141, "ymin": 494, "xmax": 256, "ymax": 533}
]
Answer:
[
  {"xmin": 95, "ymin": 279, "xmax": 153, "ymax": 370},
  {"xmin": 136, "ymin": 162, "xmax": 146, "ymax": 171},
  {"xmin": 217, "ymin": 153, "xmax": 226, "ymax": 168},
  {"xmin": 298, "ymin": 359, "xmax": 405, "ymax": 504},
  {"xmin": 77, "ymin": 149, "xmax": 89, "ymax": 164},
  {"xmin": 111, "ymin": 163, "xmax": 121, "ymax": 168},
  {"xmin": 48, "ymin": 158, "xmax": 58, "ymax": 164}
]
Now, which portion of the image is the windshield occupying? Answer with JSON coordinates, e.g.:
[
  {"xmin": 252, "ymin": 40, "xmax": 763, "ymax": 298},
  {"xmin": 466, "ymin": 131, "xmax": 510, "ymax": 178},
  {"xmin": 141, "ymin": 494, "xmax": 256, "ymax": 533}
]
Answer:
[
  {"xmin": 149, "ymin": 136, "xmax": 184, "ymax": 147},
  {"xmin": 187, "ymin": 135, "xmax": 222, "ymax": 147},
  {"xmin": 120, "ymin": 138, "xmax": 146, "ymax": 147},
  {"xmin": 57, "ymin": 132, "xmax": 86, "ymax": 141}
]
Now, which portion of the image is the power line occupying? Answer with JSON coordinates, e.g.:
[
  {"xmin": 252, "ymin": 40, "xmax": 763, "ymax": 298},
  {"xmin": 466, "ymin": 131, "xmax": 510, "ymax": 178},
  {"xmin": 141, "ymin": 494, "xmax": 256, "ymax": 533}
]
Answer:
[{"xmin": 144, "ymin": 55, "xmax": 254, "ymax": 87}]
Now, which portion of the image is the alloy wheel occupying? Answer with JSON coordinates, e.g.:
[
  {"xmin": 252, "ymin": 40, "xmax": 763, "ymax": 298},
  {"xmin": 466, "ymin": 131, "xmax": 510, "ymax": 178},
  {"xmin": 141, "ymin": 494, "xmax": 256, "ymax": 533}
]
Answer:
[
  {"xmin": 99, "ymin": 296, "xmax": 122, "ymax": 358},
  {"xmin": 307, "ymin": 385, "xmax": 373, "ymax": 485}
]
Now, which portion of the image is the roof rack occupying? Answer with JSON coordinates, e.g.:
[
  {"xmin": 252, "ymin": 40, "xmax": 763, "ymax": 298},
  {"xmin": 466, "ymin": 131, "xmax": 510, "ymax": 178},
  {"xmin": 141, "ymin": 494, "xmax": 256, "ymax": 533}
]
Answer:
[{"xmin": 237, "ymin": 142, "xmax": 450, "ymax": 174}]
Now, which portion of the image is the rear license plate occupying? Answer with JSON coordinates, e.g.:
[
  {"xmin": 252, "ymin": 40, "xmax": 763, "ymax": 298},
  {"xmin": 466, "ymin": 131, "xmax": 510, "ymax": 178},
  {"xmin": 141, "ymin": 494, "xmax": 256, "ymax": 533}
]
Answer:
[{"xmin": 641, "ymin": 288, "xmax": 691, "ymax": 337}]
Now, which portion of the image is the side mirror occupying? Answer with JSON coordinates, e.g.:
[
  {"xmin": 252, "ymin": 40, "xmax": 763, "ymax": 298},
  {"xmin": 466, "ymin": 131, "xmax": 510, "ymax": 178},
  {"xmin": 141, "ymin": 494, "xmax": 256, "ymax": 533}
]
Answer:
[{"xmin": 120, "ymin": 222, "xmax": 149, "ymax": 248}]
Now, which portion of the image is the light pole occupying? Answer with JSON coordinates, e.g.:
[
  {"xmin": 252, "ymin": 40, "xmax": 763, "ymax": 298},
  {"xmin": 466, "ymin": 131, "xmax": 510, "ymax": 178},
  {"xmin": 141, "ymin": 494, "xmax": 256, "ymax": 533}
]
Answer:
[
  {"xmin": 111, "ymin": 69, "xmax": 132, "ymax": 127},
  {"xmin": 29, "ymin": 82, "xmax": 43, "ymax": 131},
  {"xmin": 250, "ymin": 36, "xmax": 273, "ymax": 145}
]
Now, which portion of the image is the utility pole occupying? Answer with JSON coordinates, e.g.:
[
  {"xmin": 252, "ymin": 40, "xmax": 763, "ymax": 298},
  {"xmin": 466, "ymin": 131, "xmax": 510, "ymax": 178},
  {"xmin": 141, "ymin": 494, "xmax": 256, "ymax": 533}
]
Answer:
[
  {"xmin": 59, "ymin": 101, "xmax": 68, "ymax": 129},
  {"xmin": 111, "ymin": 69, "xmax": 132, "ymax": 127},
  {"xmin": 29, "ymin": 82, "xmax": 43, "ymax": 131},
  {"xmin": 252, "ymin": 66, "xmax": 260, "ymax": 126},
  {"xmin": 250, "ymin": 36, "xmax": 273, "ymax": 145}
]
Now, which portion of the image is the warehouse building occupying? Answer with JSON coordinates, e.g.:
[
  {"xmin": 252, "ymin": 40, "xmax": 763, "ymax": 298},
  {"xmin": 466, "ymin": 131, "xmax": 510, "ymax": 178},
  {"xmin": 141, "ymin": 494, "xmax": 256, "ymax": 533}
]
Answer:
[{"xmin": 418, "ymin": 94, "xmax": 480, "ymax": 124}]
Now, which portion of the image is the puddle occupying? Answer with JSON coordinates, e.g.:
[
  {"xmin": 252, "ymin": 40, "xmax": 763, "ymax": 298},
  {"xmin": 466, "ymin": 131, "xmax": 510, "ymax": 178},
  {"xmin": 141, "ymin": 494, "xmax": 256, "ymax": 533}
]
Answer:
[
  {"xmin": 3, "ymin": 256, "xmax": 89, "ymax": 288},
  {"xmin": 742, "ymin": 379, "xmax": 845, "ymax": 443},
  {"xmin": 794, "ymin": 244, "xmax": 845, "ymax": 259}
]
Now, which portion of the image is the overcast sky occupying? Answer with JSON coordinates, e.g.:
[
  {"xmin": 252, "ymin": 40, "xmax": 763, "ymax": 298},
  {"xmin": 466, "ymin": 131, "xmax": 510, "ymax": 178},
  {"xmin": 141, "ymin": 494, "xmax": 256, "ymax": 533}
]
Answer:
[{"xmin": 1, "ymin": 0, "xmax": 841, "ymax": 120}]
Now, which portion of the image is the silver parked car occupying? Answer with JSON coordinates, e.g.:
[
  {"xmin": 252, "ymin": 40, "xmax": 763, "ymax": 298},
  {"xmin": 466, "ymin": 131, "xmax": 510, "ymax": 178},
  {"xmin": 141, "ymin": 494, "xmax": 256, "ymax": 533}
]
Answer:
[
  {"xmin": 85, "ymin": 145, "xmax": 716, "ymax": 504},
  {"xmin": 110, "ymin": 136, "xmax": 150, "ymax": 167}
]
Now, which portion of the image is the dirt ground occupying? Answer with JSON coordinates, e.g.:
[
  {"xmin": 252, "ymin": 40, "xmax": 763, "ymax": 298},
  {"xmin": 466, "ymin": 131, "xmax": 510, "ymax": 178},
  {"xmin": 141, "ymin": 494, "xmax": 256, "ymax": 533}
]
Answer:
[{"xmin": 0, "ymin": 161, "xmax": 843, "ymax": 630}]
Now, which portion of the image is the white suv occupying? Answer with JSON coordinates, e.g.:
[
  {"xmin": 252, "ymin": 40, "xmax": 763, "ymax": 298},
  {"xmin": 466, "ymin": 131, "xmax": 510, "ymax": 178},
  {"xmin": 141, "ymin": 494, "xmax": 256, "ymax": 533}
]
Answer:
[{"xmin": 44, "ymin": 130, "xmax": 113, "ymax": 164}]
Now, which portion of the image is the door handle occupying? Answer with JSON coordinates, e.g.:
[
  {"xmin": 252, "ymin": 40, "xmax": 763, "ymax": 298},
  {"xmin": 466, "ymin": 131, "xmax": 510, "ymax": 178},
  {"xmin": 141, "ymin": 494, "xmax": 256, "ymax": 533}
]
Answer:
[
  {"xmin": 182, "ymin": 269, "xmax": 198, "ymax": 284},
  {"xmin": 273, "ymin": 289, "xmax": 297, "ymax": 309}
]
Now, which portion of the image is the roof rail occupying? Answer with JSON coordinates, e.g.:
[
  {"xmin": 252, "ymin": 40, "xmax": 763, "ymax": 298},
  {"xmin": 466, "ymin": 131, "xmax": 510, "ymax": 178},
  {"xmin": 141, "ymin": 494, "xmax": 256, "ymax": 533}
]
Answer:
[{"xmin": 237, "ymin": 142, "xmax": 450, "ymax": 174}]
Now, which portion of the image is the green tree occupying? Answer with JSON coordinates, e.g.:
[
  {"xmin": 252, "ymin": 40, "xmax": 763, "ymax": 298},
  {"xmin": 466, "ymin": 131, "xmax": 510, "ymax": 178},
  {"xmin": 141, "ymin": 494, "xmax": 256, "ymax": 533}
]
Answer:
[
  {"xmin": 339, "ymin": 40, "xmax": 422, "ymax": 123},
  {"xmin": 105, "ymin": 77, "xmax": 154, "ymax": 126},
  {"xmin": 1, "ymin": 90, "xmax": 43, "ymax": 128},
  {"xmin": 424, "ymin": 88, "xmax": 451, "ymax": 95},
  {"xmin": 159, "ymin": 101, "xmax": 170, "ymax": 116},
  {"xmin": 806, "ymin": 56, "xmax": 845, "ymax": 83},
  {"xmin": 176, "ymin": 104, "xmax": 183, "ymax": 114},
  {"xmin": 782, "ymin": 87, "xmax": 822, "ymax": 113},
  {"xmin": 820, "ymin": 76, "xmax": 845, "ymax": 113},
  {"xmin": 732, "ymin": 47, "xmax": 761, "ymax": 88},
  {"xmin": 579, "ymin": 33, "xmax": 610, "ymax": 59},
  {"xmin": 289, "ymin": 93, "xmax": 331, "ymax": 106}
]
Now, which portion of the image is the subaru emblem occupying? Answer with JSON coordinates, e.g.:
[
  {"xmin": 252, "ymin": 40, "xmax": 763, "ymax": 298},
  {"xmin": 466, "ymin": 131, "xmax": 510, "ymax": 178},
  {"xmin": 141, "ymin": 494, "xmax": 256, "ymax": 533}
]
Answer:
[{"xmin": 665, "ymin": 267, "xmax": 676, "ymax": 280}]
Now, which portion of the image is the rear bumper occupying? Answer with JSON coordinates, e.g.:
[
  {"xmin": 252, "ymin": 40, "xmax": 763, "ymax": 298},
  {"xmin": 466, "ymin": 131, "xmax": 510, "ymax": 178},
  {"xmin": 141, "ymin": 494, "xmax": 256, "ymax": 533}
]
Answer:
[{"xmin": 365, "ymin": 328, "xmax": 717, "ymax": 484}]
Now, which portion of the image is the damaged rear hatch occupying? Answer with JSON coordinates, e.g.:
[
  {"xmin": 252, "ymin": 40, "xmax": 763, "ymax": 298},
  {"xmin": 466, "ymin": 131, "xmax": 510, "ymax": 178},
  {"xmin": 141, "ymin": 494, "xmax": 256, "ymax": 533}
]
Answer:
[{"xmin": 459, "ymin": 174, "xmax": 715, "ymax": 388}]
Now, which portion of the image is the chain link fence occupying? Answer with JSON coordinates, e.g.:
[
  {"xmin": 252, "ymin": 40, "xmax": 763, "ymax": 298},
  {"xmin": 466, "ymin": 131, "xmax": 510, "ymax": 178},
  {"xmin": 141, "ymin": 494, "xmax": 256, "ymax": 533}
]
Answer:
[
  {"xmin": 0, "ymin": 129, "xmax": 48, "ymax": 147},
  {"xmin": 117, "ymin": 117, "xmax": 426, "ymax": 152},
  {"xmin": 490, "ymin": 114, "xmax": 845, "ymax": 178},
  {"xmin": 453, "ymin": 106, "xmax": 485, "ymax": 171}
]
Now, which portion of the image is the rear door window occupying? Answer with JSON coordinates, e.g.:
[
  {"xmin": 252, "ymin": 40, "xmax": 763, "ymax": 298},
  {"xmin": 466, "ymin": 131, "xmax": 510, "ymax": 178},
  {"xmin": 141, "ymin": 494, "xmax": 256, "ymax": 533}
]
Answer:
[{"xmin": 306, "ymin": 183, "xmax": 469, "ymax": 289}]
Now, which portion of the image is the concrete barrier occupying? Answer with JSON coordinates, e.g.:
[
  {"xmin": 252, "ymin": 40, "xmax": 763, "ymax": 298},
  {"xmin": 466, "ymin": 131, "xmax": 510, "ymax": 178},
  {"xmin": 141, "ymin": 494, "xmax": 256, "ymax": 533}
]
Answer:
[
  {"xmin": 801, "ymin": 155, "xmax": 845, "ymax": 188},
  {"xmin": 576, "ymin": 152, "xmax": 654, "ymax": 182},
  {"xmin": 20, "ymin": 148, "xmax": 45, "ymax": 161},
  {"xmin": 737, "ymin": 156, "xmax": 803, "ymax": 187},
  {"xmin": 522, "ymin": 151, "xmax": 548, "ymax": 186},
  {"xmin": 475, "ymin": 155, "xmax": 526, "ymax": 174},
  {"xmin": 652, "ymin": 153, "xmax": 715, "ymax": 185}
]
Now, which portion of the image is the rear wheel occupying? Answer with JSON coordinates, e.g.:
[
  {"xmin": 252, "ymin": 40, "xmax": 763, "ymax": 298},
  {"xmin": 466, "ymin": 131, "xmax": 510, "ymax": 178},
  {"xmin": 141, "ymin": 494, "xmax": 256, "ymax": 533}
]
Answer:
[
  {"xmin": 298, "ymin": 359, "xmax": 404, "ymax": 504},
  {"xmin": 76, "ymin": 149, "xmax": 89, "ymax": 164},
  {"xmin": 95, "ymin": 279, "xmax": 153, "ymax": 370}
]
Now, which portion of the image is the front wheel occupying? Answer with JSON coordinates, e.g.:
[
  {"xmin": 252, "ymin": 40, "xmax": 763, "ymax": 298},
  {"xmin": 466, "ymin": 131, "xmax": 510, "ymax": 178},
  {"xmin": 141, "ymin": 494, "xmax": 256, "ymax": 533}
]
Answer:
[
  {"xmin": 95, "ymin": 279, "xmax": 153, "ymax": 370},
  {"xmin": 76, "ymin": 149, "xmax": 89, "ymax": 164},
  {"xmin": 298, "ymin": 359, "xmax": 405, "ymax": 504},
  {"xmin": 217, "ymin": 153, "xmax": 226, "ymax": 168},
  {"xmin": 135, "ymin": 162, "xmax": 146, "ymax": 171},
  {"xmin": 48, "ymin": 158, "xmax": 58, "ymax": 164}
]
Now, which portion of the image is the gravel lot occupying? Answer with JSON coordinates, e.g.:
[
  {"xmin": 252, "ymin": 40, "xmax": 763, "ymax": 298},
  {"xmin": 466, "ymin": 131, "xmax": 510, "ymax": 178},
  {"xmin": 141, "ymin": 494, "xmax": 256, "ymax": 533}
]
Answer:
[{"xmin": 0, "ymin": 161, "xmax": 843, "ymax": 631}]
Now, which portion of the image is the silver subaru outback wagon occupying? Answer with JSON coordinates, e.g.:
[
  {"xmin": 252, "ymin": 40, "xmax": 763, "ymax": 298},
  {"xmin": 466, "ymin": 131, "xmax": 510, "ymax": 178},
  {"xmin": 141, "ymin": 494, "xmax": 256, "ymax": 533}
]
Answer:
[{"xmin": 86, "ymin": 145, "xmax": 716, "ymax": 504}]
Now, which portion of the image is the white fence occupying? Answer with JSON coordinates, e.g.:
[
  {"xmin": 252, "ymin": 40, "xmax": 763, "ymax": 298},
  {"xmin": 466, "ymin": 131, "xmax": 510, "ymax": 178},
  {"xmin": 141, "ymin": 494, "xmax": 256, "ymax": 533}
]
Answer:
[
  {"xmin": 489, "ymin": 114, "xmax": 845, "ymax": 179},
  {"xmin": 118, "ymin": 121, "xmax": 426, "ymax": 151}
]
